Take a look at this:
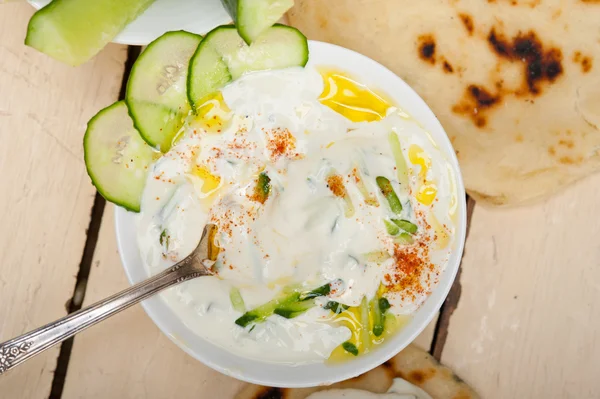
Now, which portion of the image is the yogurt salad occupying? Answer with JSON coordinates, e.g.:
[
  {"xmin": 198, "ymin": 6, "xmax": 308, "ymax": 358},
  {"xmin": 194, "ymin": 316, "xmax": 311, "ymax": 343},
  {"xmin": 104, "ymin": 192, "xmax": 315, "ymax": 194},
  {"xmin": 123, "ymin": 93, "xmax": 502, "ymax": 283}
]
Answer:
[
  {"xmin": 135, "ymin": 66, "xmax": 459, "ymax": 364},
  {"xmin": 83, "ymin": 21, "xmax": 460, "ymax": 368}
]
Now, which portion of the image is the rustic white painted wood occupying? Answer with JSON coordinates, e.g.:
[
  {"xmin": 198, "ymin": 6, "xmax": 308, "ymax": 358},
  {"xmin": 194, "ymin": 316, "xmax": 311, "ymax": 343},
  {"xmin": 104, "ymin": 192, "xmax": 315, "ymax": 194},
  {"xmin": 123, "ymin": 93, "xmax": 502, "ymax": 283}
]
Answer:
[
  {"xmin": 0, "ymin": 3, "xmax": 126, "ymax": 397},
  {"xmin": 442, "ymin": 174, "xmax": 600, "ymax": 399}
]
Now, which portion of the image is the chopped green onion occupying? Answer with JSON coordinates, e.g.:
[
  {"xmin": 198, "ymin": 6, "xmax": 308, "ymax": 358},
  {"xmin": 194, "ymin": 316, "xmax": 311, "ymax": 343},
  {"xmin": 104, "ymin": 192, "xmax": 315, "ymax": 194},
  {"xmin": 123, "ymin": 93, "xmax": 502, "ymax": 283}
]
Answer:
[
  {"xmin": 235, "ymin": 283, "xmax": 330, "ymax": 327},
  {"xmin": 324, "ymin": 301, "xmax": 349, "ymax": 314},
  {"xmin": 252, "ymin": 172, "xmax": 271, "ymax": 204},
  {"xmin": 274, "ymin": 298, "xmax": 316, "ymax": 319},
  {"xmin": 342, "ymin": 341, "xmax": 359, "ymax": 356},
  {"xmin": 229, "ymin": 287, "xmax": 246, "ymax": 313},
  {"xmin": 235, "ymin": 292, "xmax": 300, "ymax": 327},
  {"xmin": 384, "ymin": 219, "xmax": 400, "ymax": 236},
  {"xmin": 379, "ymin": 297, "xmax": 391, "ymax": 312},
  {"xmin": 300, "ymin": 283, "xmax": 331, "ymax": 301},
  {"xmin": 370, "ymin": 297, "xmax": 384, "ymax": 337},
  {"xmin": 376, "ymin": 176, "xmax": 402, "ymax": 214},
  {"xmin": 273, "ymin": 308, "xmax": 296, "ymax": 318},
  {"xmin": 159, "ymin": 229, "xmax": 169, "ymax": 250},
  {"xmin": 394, "ymin": 232, "xmax": 414, "ymax": 245},
  {"xmin": 235, "ymin": 313, "xmax": 258, "ymax": 327},
  {"xmin": 371, "ymin": 296, "xmax": 392, "ymax": 336},
  {"xmin": 391, "ymin": 219, "xmax": 418, "ymax": 234},
  {"xmin": 388, "ymin": 132, "xmax": 409, "ymax": 188}
]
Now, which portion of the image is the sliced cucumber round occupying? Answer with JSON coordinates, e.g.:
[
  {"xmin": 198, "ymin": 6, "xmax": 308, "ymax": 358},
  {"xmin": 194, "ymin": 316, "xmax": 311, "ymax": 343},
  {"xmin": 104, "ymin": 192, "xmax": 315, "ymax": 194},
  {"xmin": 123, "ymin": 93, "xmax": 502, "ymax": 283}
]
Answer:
[
  {"xmin": 25, "ymin": 0, "xmax": 156, "ymax": 66},
  {"xmin": 126, "ymin": 30, "xmax": 202, "ymax": 153},
  {"xmin": 84, "ymin": 101, "xmax": 156, "ymax": 212},
  {"xmin": 187, "ymin": 24, "xmax": 308, "ymax": 108},
  {"xmin": 221, "ymin": 0, "xmax": 294, "ymax": 44}
]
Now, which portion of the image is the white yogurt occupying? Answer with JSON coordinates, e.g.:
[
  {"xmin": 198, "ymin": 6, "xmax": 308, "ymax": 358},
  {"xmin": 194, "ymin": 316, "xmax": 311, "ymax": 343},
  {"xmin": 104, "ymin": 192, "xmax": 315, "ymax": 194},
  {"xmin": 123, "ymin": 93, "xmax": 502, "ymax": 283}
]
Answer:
[{"xmin": 136, "ymin": 67, "xmax": 457, "ymax": 363}]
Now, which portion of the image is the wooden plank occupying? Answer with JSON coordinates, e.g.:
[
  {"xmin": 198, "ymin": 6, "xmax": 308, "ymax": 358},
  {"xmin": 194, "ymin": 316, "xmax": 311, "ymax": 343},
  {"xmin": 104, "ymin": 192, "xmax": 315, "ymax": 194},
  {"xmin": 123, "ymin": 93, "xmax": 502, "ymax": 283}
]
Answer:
[
  {"xmin": 62, "ymin": 206, "xmax": 246, "ymax": 399},
  {"xmin": 441, "ymin": 174, "xmax": 600, "ymax": 398},
  {"xmin": 0, "ymin": 3, "xmax": 126, "ymax": 397},
  {"xmin": 413, "ymin": 314, "xmax": 438, "ymax": 352},
  {"xmin": 431, "ymin": 197, "xmax": 476, "ymax": 360},
  {"xmin": 63, "ymin": 205, "xmax": 439, "ymax": 398}
]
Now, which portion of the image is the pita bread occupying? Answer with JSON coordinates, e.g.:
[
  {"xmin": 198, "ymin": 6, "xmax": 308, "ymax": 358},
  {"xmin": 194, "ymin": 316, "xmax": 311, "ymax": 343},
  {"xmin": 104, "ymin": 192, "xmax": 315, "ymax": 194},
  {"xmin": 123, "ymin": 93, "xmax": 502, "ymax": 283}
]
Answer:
[
  {"xmin": 235, "ymin": 344, "xmax": 479, "ymax": 399},
  {"xmin": 287, "ymin": 0, "xmax": 600, "ymax": 205}
]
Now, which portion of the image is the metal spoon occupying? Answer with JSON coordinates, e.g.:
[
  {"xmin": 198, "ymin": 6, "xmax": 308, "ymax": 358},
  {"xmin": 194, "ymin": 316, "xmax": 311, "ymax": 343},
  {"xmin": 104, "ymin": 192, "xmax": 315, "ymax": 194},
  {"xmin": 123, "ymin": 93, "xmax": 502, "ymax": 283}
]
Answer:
[{"xmin": 0, "ymin": 224, "xmax": 218, "ymax": 375}]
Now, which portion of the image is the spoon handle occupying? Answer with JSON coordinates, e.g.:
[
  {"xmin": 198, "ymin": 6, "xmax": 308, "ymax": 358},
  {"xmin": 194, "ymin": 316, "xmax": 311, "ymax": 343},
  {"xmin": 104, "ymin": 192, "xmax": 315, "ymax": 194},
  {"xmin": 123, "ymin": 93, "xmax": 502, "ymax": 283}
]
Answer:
[{"xmin": 0, "ymin": 256, "xmax": 208, "ymax": 375}]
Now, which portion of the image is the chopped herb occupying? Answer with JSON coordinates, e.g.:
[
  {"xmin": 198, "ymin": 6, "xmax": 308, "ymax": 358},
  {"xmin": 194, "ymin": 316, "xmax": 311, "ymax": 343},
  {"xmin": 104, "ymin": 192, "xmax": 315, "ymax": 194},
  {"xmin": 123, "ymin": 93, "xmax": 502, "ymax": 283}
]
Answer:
[
  {"xmin": 384, "ymin": 219, "xmax": 400, "ymax": 236},
  {"xmin": 235, "ymin": 283, "xmax": 331, "ymax": 326},
  {"xmin": 391, "ymin": 219, "xmax": 418, "ymax": 234},
  {"xmin": 235, "ymin": 313, "xmax": 258, "ymax": 327},
  {"xmin": 376, "ymin": 176, "xmax": 402, "ymax": 214},
  {"xmin": 379, "ymin": 297, "xmax": 391, "ymax": 313},
  {"xmin": 159, "ymin": 229, "xmax": 169, "ymax": 250},
  {"xmin": 342, "ymin": 341, "xmax": 359, "ymax": 356},
  {"xmin": 273, "ymin": 308, "xmax": 298, "ymax": 318},
  {"xmin": 372, "ymin": 296, "xmax": 392, "ymax": 337},
  {"xmin": 300, "ymin": 283, "xmax": 331, "ymax": 301},
  {"xmin": 324, "ymin": 301, "xmax": 349, "ymax": 314},
  {"xmin": 252, "ymin": 172, "xmax": 271, "ymax": 204}
]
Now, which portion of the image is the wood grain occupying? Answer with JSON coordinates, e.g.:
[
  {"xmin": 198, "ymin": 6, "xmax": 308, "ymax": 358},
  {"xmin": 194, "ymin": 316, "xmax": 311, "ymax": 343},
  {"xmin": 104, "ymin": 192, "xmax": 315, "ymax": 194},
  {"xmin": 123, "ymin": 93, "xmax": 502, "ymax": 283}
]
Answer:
[
  {"xmin": 62, "ymin": 206, "xmax": 246, "ymax": 399},
  {"xmin": 441, "ymin": 173, "xmax": 600, "ymax": 398},
  {"xmin": 0, "ymin": 3, "xmax": 126, "ymax": 397}
]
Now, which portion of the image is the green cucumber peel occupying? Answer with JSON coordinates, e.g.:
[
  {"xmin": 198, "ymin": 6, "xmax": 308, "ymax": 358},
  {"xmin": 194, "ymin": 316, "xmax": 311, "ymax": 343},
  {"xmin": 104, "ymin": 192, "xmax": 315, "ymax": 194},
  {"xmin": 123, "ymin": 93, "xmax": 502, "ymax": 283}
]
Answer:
[
  {"xmin": 384, "ymin": 219, "xmax": 401, "ymax": 236},
  {"xmin": 220, "ymin": 0, "xmax": 294, "ymax": 45},
  {"xmin": 376, "ymin": 176, "xmax": 403, "ymax": 214},
  {"xmin": 235, "ymin": 282, "xmax": 331, "ymax": 327},
  {"xmin": 324, "ymin": 301, "xmax": 349, "ymax": 314},
  {"xmin": 391, "ymin": 219, "xmax": 418, "ymax": 234},
  {"xmin": 342, "ymin": 341, "xmax": 359, "ymax": 356}
]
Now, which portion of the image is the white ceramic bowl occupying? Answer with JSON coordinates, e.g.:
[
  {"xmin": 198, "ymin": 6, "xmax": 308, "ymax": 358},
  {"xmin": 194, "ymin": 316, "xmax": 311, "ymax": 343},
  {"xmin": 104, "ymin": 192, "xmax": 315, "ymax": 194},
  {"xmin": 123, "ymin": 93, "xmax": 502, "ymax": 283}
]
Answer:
[
  {"xmin": 115, "ymin": 41, "xmax": 467, "ymax": 388},
  {"xmin": 28, "ymin": 0, "xmax": 230, "ymax": 45}
]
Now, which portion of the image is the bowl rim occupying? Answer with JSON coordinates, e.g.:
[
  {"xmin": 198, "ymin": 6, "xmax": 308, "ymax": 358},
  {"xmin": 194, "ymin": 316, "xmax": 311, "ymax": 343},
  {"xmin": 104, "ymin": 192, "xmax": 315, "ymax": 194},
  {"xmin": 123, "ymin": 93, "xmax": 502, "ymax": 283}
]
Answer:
[{"xmin": 115, "ymin": 40, "xmax": 467, "ymax": 388}]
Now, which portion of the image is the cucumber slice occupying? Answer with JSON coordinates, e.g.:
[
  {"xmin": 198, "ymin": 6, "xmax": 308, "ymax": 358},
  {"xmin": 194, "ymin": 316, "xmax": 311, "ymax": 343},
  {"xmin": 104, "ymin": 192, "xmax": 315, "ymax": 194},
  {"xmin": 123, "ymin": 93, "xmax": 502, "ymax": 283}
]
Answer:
[
  {"xmin": 221, "ymin": 0, "xmax": 294, "ymax": 44},
  {"xmin": 25, "ymin": 0, "xmax": 156, "ymax": 66},
  {"xmin": 84, "ymin": 101, "xmax": 156, "ymax": 212},
  {"xmin": 187, "ymin": 24, "xmax": 308, "ymax": 108},
  {"xmin": 126, "ymin": 31, "xmax": 202, "ymax": 152}
]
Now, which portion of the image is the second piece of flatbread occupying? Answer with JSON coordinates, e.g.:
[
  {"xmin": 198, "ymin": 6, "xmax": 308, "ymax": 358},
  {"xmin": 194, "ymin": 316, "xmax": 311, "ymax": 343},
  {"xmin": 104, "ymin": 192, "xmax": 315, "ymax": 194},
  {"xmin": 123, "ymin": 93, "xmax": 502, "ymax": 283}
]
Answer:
[
  {"xmin": 235, "ymin": 344, "xmax": 479, "ymax": 399},
  {"xmin": 288, "ymin": 0, "xmax": 600, "ymax": 206}
]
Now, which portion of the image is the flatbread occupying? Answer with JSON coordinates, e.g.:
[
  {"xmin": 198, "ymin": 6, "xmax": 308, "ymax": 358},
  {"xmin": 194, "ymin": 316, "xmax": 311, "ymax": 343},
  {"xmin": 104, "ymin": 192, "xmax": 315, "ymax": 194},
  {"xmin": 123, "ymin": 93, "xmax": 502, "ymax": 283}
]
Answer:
[
  {"xmin": 235, "ymin": 344, "xmax": 479, "ymax": 399},
  {"xmin": 287, "ymin": 0, "xmax": 600, "ymax": 205}
]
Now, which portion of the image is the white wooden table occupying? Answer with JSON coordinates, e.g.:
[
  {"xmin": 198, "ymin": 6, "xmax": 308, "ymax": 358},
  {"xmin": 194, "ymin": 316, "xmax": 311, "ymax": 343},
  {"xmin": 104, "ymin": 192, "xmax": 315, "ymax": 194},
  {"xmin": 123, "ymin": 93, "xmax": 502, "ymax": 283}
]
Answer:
[{"xmin": 1, "ymin": 3, "xmax": 599, "ymax": 398}]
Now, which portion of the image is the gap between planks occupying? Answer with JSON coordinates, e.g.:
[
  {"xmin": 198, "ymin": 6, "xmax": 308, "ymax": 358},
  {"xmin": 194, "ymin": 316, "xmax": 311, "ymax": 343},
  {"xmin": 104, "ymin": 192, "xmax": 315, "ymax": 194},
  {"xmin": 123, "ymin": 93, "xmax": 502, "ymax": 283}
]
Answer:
[
  {"xmin": 429, "ymin": 196, "xmax": 476, "ymax": 360},
  {"xmin": 48, "ymin": 45, "xmax": 142, "ymax": 399}
]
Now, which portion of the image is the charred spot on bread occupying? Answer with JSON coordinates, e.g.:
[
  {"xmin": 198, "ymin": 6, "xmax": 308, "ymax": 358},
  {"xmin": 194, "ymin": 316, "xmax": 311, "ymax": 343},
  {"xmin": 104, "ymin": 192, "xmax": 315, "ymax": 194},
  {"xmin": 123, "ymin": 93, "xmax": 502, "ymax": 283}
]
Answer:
[{"xmin": 418, "ymin": 35, "xmax": 436, "ymax": 64}]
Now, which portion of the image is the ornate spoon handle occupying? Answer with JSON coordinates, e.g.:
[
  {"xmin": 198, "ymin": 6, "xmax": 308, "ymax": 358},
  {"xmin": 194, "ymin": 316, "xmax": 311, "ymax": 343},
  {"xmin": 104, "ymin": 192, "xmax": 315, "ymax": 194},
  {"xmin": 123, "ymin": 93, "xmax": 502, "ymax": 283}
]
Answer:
[{"xmin": 0, "ymin": 255, "xmax": 210, "ymax": 375}]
